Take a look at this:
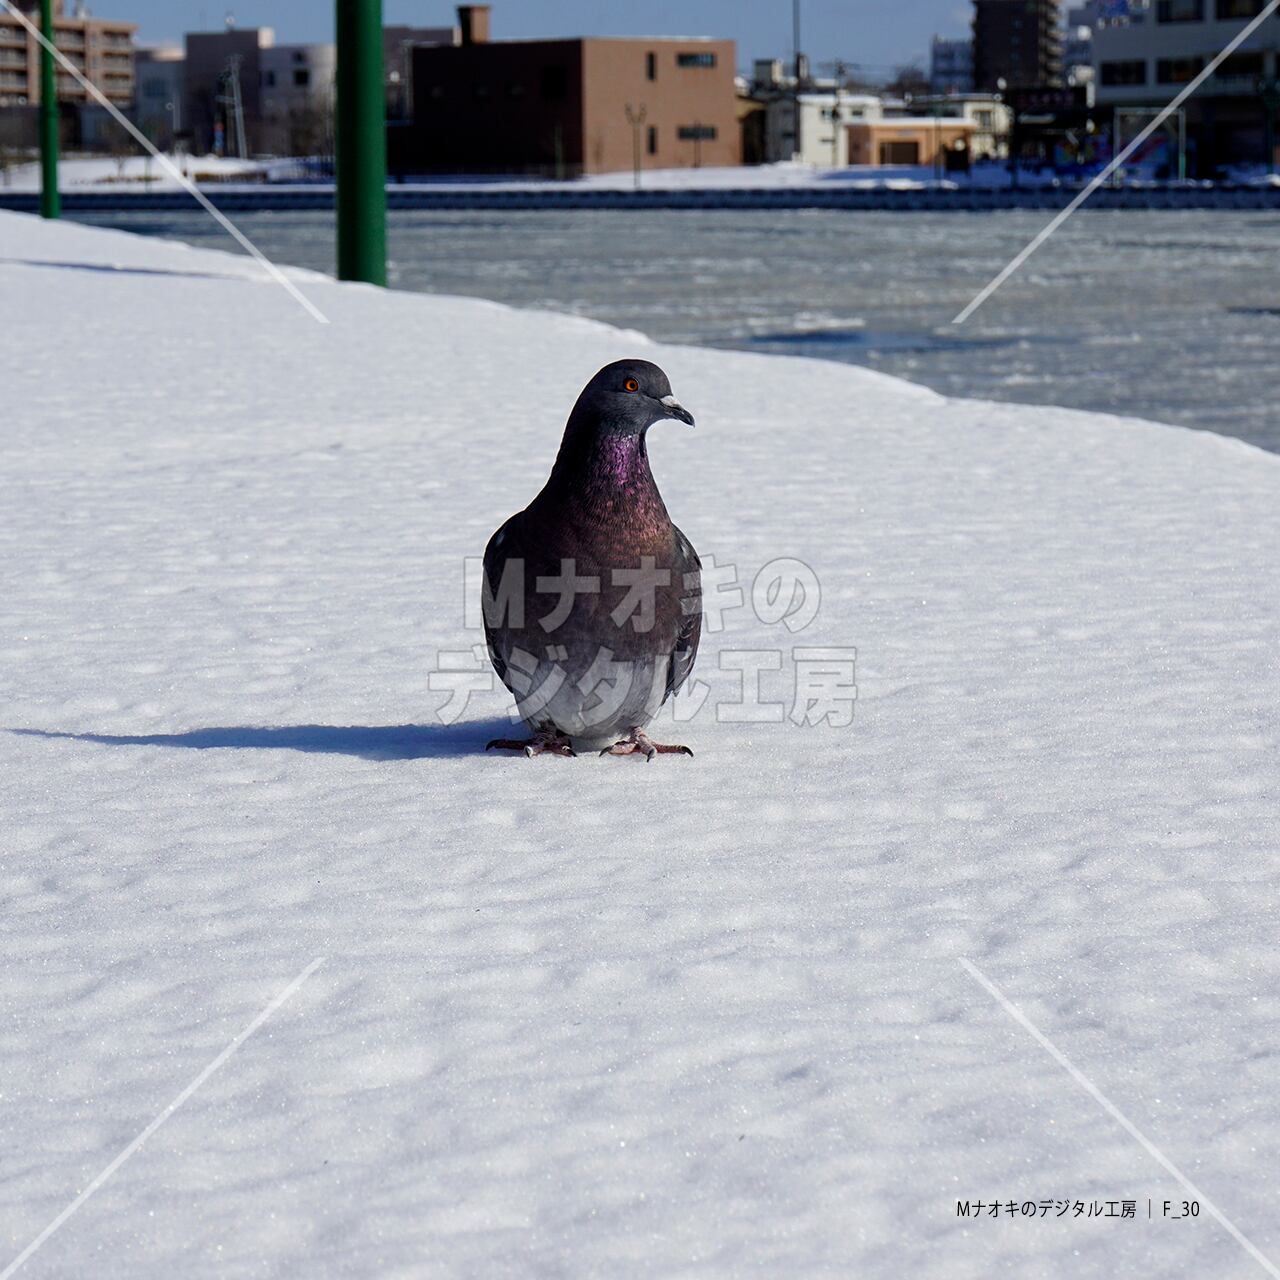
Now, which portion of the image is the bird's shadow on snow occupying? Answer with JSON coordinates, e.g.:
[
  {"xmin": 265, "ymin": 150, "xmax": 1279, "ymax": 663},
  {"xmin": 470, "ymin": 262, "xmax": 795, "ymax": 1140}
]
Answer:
[{"xmin": 8, "ymin": 718, "xmax": 517, "ymax": 761}]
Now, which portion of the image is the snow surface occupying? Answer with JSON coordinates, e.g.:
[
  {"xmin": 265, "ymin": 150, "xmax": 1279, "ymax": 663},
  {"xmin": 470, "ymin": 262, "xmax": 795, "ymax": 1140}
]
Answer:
[
  {"xmin": 1, "ymin": 154, "xmax": 269, "ymax": 193},
  {"xmin": 1, "ymin": 155, "xmax": 1057, "ymax": 193},
  {"xmin": 2, "ymin": 209, "xmax": 1279, "ymax": 1278}
]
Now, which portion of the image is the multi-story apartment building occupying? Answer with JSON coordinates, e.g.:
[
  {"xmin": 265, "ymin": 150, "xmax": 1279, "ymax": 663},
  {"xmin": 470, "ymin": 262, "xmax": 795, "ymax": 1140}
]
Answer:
[
  {"xmin": 1092, "ymin": 0, "xmax": 1278, "ymax": 168},
  {"xmin": 930, "ymin": 37, "xmax": 976, "ymax": 93},
  {"xmin": 973, "ymin": 0, "xmax": 1064, "ymax": 88},
  {"xmin": 0, "ymin": 0, "xmax": 135, "ymax": 110}
]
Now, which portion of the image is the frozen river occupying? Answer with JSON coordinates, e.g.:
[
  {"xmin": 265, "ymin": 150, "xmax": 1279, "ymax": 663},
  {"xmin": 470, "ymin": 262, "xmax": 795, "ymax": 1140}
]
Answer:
[{"xmin": 72, "ymin": 207, "xmax": 1280, "ymax": 452}]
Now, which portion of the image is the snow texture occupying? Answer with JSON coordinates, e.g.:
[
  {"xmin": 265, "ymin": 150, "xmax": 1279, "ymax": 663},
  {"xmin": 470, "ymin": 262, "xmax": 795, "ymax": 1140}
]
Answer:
[{"xmin": 2, "ymin": 209, "xmax": 1279, "ymax": 1278}]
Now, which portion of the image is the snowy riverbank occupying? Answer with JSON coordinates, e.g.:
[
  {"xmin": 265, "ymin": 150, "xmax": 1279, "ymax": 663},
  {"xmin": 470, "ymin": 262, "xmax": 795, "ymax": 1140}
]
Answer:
[{"xmin": 3, "ymin": 210, "xmax": 1279, "ymax": 1278}]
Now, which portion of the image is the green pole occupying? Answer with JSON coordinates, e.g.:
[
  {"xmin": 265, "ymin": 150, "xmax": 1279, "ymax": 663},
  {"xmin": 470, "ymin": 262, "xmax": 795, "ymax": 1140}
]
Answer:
[
  {"xmin": 39, "ymin": 0, "xmax": 60, "ymax": 219},
  {"xmin": 336, "ymin": 0, "xmax": 386, "ymax": 285}
]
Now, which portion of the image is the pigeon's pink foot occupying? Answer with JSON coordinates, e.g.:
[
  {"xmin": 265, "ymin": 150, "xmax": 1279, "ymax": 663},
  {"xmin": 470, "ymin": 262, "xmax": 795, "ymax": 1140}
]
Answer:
[
  {"xmin": 486, "ymin": 726, "xmax": 576, "ymax": 758},
  {"xmin": 600, "ymin": 727, "xmax": 694, "ymax": 761}
]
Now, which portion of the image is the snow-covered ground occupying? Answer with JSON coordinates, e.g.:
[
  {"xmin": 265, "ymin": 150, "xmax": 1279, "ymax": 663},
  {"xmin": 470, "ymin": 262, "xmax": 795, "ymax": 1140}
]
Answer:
[
  {"xmin": 2, "ymin": 210, "xmax": 1279, "ymax": 1278},
  {"xmin": 1, "ymin": 154, "xmax": 269, "ymax": 192},
  {"xmin": 0, "ymin": 154, "xmax": 1067, "ymax": 194}
]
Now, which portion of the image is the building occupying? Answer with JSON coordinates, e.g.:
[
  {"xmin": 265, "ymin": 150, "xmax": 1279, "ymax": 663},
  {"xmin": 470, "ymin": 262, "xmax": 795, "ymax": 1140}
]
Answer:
[
  {"xmin": 134, "ymin": 45, "xmax": 183, "ymax": 149},
  {"xmin": 384, "ymin": 22, "xmax": 457, "ymax": 119},
  {"xmin": 846, "ymin": 116, "xmax": 977, "ymax": 166},
  {"xmin": 769, "ymin": 91, "xmax": 886, "ymax": 165},
  {"xmin": 907, "ymin": 92, "xmax": 1012, "ymax": 157},
  {"xmin": 398, "ymin": 5, "xmax": 739, "ymax": 176},
  {"xmin": 260, "ymin": 43, "xmax": 336, "ymax": 155},
  {"xmin": 1063, "ymin": 2, "xmax": 1099, "ymax": 88},
  {"xmin": 0, "ymin": 0, "xmax": 135, "ymax": 122},
  {"xmin": 973, "ymin": 0, "xmax": 1063, "ymax": 89},
  {"xmin": 930, "ymin": 36, "xmax": 975, "ymax": 93},
  {"xmin": 184, "ymin": 25, "xmax": 272, "ymax": 155},
  {"xmin": 1092, "ymin": 0, "xmax": 1278, "ymax": 170}
]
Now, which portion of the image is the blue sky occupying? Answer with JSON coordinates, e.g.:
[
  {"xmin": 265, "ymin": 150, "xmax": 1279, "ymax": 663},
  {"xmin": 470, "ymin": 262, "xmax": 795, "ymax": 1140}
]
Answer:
[{"xmin": 86, "ymin": 0, "xmax": 973, "ymax": 76}]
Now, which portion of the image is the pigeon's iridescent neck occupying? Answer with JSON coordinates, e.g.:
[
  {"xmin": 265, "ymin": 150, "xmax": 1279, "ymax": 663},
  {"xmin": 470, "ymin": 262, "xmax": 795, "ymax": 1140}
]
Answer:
[
  {"xmin": 546, "ymin": 429, "xmax": 669, "ymax": 531},
  {"xmin": 594, "ymin": 434, "xmax": 650, "ymax": 487}
]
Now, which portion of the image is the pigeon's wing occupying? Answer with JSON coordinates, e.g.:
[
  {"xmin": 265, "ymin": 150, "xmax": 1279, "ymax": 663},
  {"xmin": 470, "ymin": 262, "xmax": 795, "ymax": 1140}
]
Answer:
[{"xmin": 666, "ymin": 525, "xmax": 702, "ymax": 702}]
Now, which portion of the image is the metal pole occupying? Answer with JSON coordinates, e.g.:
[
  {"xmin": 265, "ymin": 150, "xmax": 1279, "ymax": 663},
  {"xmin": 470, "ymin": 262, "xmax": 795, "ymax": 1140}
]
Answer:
[
  {"xmin": 336, "ymin": 0, "xmax": 386, "ymax": 285},
  {"xmin": 39, "ymin": 0, "xmax": 59, "ymax": 219},
  {"xmin": 792, "ymin": 0, "xmax": 802, "ymax": 160}
]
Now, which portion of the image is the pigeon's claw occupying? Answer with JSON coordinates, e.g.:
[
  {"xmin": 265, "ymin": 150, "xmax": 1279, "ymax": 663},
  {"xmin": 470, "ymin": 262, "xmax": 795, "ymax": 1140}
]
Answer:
[
  {"xmin": 486, "ymin": 727, "xmax": 576, "ymax": 757},
  {"xmin": 601, "ymin": 728, "xmax": 694, "ymax": 761}
]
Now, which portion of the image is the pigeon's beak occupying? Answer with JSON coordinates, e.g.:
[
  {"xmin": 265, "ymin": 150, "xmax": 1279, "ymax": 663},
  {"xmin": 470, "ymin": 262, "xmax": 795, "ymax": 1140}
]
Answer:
[{"xmin": 658, "ymin": 394, "xmax": 695, "ymax": 427}]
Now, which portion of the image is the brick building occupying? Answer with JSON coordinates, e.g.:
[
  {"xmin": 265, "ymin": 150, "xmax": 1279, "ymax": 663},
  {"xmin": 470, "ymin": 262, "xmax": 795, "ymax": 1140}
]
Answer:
[{"xmin": 396, "ymin": 5, "xmax": 739, "ymax": 176}]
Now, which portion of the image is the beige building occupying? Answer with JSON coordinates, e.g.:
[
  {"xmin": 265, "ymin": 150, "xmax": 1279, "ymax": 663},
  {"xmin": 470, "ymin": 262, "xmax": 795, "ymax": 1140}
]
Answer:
[
  {"xmin": 400, "ymin": 6, "xmax": 739, "ymax": 176},
  {"xmin": 846, "ymin": 117, "xmax": 976, "ymax": 166},
  {"xmin": 0, "ymin": 0, "xmax": 135, "ymax": 109}
]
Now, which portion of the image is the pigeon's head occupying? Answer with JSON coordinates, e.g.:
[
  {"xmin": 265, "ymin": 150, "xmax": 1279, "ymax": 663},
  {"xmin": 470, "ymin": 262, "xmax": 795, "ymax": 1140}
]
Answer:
[{"xmin": 572, "ymin": 359, "xmax": 695, "ymax": 436}]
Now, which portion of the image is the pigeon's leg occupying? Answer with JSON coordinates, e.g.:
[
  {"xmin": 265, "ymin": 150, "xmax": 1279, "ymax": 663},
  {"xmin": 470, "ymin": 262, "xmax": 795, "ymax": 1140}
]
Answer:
[
  {"xmin": 486, "ymin": 724, "xmax": 576, "ymax": 758},
  {"xmin": 600, "ymin": 727, "xmax": 694, "ymax": 761}
]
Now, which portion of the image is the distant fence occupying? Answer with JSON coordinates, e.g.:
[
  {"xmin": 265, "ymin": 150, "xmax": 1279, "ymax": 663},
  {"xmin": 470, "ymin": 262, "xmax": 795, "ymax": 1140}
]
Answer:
[{"xmin": 2, "ymin": 184, "xmax": 1279, "ymax": 213}]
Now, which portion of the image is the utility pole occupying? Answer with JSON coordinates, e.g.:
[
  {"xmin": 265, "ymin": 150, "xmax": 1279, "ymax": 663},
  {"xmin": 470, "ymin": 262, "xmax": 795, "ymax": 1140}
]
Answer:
[
  {"xmin": 39, "ymin": 0, "xmax": 59, "ymax": 219},
  {"xmin": 216, "ymin": 55, "xmax": 247, "ymax": 158},
  {"xmin": 792, "ymin": 0, "xmax": 803, "ymax": 161},
  {"xmin": 336, "ymin": 0, "xmax": 387, "ymax": 285}
]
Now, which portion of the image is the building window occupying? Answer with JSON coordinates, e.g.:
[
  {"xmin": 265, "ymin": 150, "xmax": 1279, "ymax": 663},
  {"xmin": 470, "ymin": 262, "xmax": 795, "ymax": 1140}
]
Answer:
[
  {"xmin": 646, "ymin": 51, "xmax": 656, "ymax": 80},
  {"xmin": 677, "ymin": 124, "xmax": 717, "ymax": 139},
  {"xmin": 676, "ymin": 51, "xmax": 716, "ymax": 68},
  {"xmin": 293, "ymin": 68, "xmax": 310, "ymax": 87},
  {"xmin": 647, "ymin": 124, "xmax": 657, "ymax": 154},
  {"xmin": 1215, "ymin": 0, "xmax": 1264, "ymax": 16},
  {"xmin": 1156, "ymin": 55, "xmax": 1205, "ymax": 82},
  {"xmin": 294, "ymin": 51, "xmax": 306, "ymax": 64},
  {"xmin": 1156, "ymin": 0, "xmax": 1204, "ymax": 20},
  {"xmin": 1217, "ymin": 50, "xmax": 1263, "ymax": 77},
  {"xmin": 1100, "ymin": 59, "xmax": 1147, "ymax": 84},
  {"xmin": 540, "ymin": 65, "xmax": 567, "ymax": 100},
  {"xmin": 262, "ymin": 69, "xmax": 276, "ymax": 87}
]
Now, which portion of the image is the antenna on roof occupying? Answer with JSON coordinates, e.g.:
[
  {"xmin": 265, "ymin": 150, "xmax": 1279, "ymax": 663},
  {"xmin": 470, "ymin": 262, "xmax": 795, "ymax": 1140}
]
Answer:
[{"xmin": 224, "ymin": 10, "xmax": 236, "ymax": 30}]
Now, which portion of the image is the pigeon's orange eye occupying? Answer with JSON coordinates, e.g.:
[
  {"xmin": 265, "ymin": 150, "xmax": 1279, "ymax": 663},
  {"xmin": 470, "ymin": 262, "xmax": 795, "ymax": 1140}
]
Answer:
[{"xmin": 623, "ymin": 378, "xmax": 639, "ymax": 392}]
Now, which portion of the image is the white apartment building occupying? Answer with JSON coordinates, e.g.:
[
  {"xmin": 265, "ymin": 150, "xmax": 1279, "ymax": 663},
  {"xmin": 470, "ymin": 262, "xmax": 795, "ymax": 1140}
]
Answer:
[{"xmin": 766, "ymin": 91, "xmax": 885, "ymax": 165}]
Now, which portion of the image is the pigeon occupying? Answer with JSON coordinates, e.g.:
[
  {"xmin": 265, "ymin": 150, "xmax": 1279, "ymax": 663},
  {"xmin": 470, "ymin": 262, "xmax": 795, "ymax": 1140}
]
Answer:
[{"xmin": 483, "ymin": 359, "xmax": 701, "ymax": 759}]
